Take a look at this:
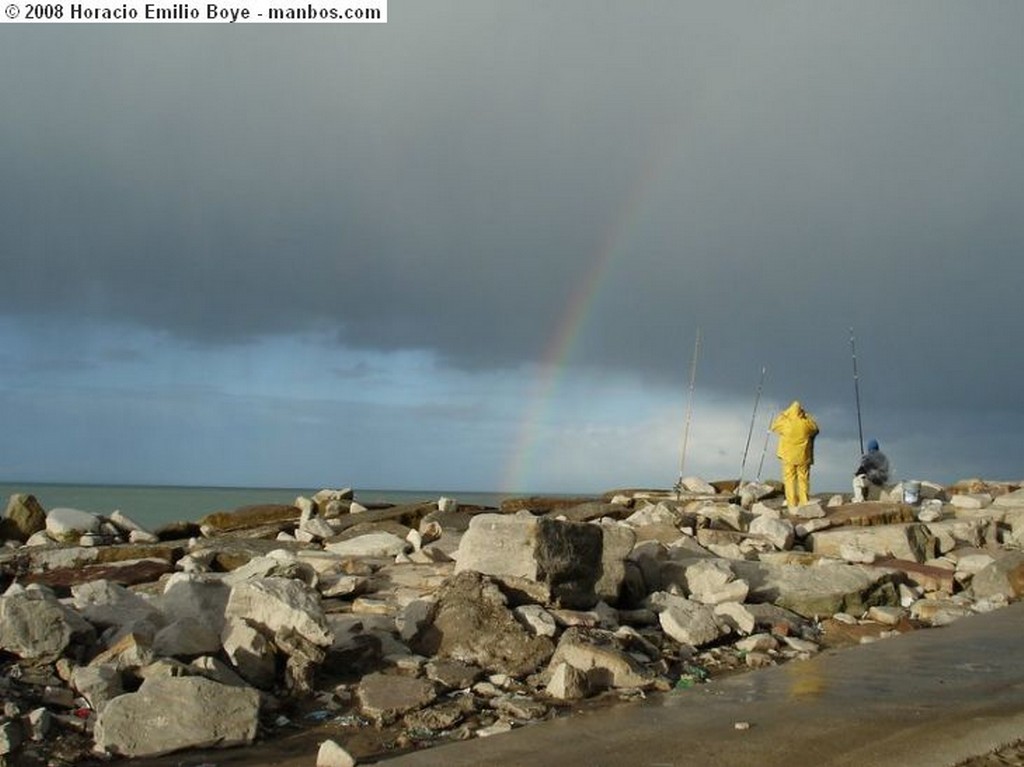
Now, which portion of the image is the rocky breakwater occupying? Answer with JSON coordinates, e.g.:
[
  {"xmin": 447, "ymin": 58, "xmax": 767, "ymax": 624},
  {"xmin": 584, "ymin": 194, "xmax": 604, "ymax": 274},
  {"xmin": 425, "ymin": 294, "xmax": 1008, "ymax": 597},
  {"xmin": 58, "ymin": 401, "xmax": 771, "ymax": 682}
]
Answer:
[{"xmin": 1, "ymin": 477, "xmax": 1024, "ymax": 765}]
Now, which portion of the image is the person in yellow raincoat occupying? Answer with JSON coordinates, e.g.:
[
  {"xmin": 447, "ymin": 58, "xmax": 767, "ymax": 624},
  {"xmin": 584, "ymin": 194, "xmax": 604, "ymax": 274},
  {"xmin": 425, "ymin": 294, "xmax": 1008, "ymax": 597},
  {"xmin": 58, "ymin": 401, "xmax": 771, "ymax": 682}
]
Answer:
[{"xmin": 770, "ymin": 401, "xmax": 819, "ymax": 508}]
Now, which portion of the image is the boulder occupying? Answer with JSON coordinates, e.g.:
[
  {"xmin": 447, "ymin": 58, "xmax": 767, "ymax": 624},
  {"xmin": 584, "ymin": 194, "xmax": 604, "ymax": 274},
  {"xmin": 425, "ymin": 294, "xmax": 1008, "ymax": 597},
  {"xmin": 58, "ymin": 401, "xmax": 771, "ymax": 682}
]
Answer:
[
  {"xmin": 454, "ymin": 514, "xmax": 616, "ymax": 609},
  {"xmin": 679, "ymin": 476, "xmax": 717, "ymax": 494},
  {"xmin": 2, "ymin": 494, "xmax": 46, "ymax": 541},
  {"xmin": 0, "ymin": 589, "xmax": 80, "ymax": 662},
  {"xmin": 749, "ymin": 515, "xmax": 795, "ymax": 550},
  {"xmin": 547, "ymin": 626, "xmax": 657, "ymax": 690},
  {"xmin": 356, "ymin": 672, "xmax": 438, "ymax": 725},
  {"xmin": 317, "ymin": 739, "xmax": 357, "ymax": 767},
  {"xmin": 152, "ymin": 617, "xmax": 222, "ymax": 658},
  {"xmin": 23, "ymin": 557, "xmax": 174, "ymax": 594},
  {"xmin": 159, "ymin": 574, "xmax": 232, "ymax": 636},
  {"xmin": 71, "ymin": 579, "xmax": 164, "ymax": 631},
  {"xmin": 730, "ymin": 560, "xmax": 899, "ymax": 618},
  {"xmin": 71, "ymin": 663, "xmax": 124, "ymax": 711},
  {"xmin": 649, "ymin": 592, "xmax": 729, "ymax": 647},
  {"xmin": 970, "ymin": 551, "xmax": 1024, "ymax": 601},
  {"xmin": 825, "ymin": 502, "xmax": 915, "ymax": 528},
  {"xmin": 46, "ymin": 507, "xmax": 102, "ymax": 543},
  {"xmin": 993, "ymin": 489, "xmax": 1024, "ymax": 508},
  {"xmin": 224, "ymin": 577, "xmax": 333, "ymax": 648},
  {"xmin": 221, "ymin": 617, "xmax": 277, "ymax": 689},
  {"xmin": 807, "ymin": 523, "xmax": 936, "ymax": 563},
  {"xmin": 198, "ymin": 504, "xmax": 301, "ymax": 536},
  {"xmin": 325, "ymin": 532, "xmax": 409, "ymax": 558},
  {"xmin": 94, "ymin": 676, "xmax": 260, "ymax": 757},
  {"xmin": 409, "ymin": 571, "xmax": 554, "ymax": 677},
  {"xmin": 950, "ymin": 493, "xmax": 993, "ymax": 510},
  {"xmin": 546, "ymin": 661, "xmax": 591, "ymax": 700}
]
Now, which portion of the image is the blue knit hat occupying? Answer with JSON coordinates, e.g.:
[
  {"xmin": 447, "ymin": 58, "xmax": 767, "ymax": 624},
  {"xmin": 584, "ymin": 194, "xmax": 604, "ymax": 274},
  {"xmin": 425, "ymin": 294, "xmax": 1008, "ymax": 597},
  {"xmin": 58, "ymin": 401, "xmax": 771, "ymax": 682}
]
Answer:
[{"xmin": 867, "ymin": 438, "xmax": 879, "ymax": 452}]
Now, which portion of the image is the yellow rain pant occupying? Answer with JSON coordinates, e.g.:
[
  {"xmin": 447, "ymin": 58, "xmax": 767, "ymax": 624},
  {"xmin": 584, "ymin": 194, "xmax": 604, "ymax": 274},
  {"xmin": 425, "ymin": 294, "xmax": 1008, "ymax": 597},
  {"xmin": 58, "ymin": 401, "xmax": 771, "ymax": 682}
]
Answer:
[{"xmin": 782, "ymin": 462, "xmax": 811, "ymax": 508}]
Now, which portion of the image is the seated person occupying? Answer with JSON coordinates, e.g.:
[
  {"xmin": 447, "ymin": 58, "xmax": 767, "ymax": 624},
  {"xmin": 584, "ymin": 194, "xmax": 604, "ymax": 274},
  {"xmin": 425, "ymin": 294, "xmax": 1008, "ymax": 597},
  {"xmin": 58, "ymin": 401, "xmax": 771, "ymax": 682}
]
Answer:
[{"xmin": 853, "ymin": 438, "xmax": 890, "ymax": 502}]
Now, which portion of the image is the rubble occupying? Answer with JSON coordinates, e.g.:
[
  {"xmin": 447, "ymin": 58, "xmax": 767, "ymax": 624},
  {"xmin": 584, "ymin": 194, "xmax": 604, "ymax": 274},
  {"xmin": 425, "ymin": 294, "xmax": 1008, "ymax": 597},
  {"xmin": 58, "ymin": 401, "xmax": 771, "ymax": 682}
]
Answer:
[{"xmin": 0, "ymin": 477, "xmax": 1023, "ymax": 764}]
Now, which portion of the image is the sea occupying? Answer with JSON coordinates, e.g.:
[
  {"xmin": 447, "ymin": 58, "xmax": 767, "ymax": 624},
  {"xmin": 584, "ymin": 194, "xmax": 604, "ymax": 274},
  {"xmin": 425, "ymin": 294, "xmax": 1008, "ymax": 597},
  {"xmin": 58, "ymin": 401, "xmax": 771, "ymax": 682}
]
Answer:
[{"xmin": 0, "ymin": 482, "xmax": 548, "ymax": 531}]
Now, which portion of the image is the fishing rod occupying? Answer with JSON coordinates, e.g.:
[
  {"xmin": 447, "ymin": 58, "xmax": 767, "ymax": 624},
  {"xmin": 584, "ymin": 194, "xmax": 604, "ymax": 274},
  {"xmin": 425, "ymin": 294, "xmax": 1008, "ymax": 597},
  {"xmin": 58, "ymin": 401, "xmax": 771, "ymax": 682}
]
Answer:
[
  {"xmin": 676, "ymin": 328, "xmax": 701, "ymax": 495},
  {"xmin": 756, "ymin": 409, "xmax": 775, "ymax": 482},
  {"xmin": 737, "ymin": 365, "xmax": 767, "ymax": 488},
  {"xmin": 849, "ymin": 327, "xmax": 864, "ymax": 455}
]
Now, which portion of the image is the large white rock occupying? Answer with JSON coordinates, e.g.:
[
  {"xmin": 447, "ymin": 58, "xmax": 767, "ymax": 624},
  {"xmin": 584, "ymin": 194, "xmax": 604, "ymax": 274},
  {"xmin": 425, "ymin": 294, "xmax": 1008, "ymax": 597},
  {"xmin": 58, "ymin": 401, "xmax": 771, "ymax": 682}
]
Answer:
[
  {"xmin": 45, "ymin": 507, "xmax": 102, "ymax": 543},
  {"xmin": 807, "ymin": 523, "xmax": 936, "ymax": 563},
  {"xmin": 713, "ymin": 601, "xmax": 756, "ymax": 634},
  {"xmin": 225, "ymin": 577, "xmax": 333, "ymax": 647},
  {"xmin": 679, "ymin": 476, "xmax": 717, "ymax": 494},
  {"xmin": 71, "ymin": 663, "xmax": 124, "ymax": 711},
  {"xmin": 683, "ymin": 559, "xmax": 734, "ymax": 598},
  {"xmin": 546, "ymin": 661, "xmax": 591, "ymax": 700},
  {"xmin": 152, "ymin": 617, "xmax": 222, "ymax": 658},
  {"xmin": 94, "ymin": 676, "xmax": 260, "ymax": 757},
  {"xmin": 650, "ymin": 592, "xmax": 728, "ymax": 647},
  {"xmin": 159, "ymin": 573, "xmax": 231, "ymax": 635},
  {"xmin": 625, "ymin": 502, "xmax": 681, "ymax": 527},
  {"xmin": 72, "ymin": 580, "xmax": 164, "ymax": 631},
  {"xmin": 317, "ymin": 739, "xmax": 357, "ymax": 767},
  {"xmin": 749, "ymin": 515, "xmax": 795, "ymax": 550},
  {"xmin": 0, "ymin": 590, "xmax": 80, "ymax": 662},
  {"xmin": 221, "ymin": 618, "xmax": 276, "ymax": 689},
  {"xmin": 950, "ymin": 493, "xmax": 993, "ymax": 510},
  {"xmin": 325, "ymin": 532, "xmax": 409, "ymax": 558},
  {"xmin": 993, "ymin": 489, "xmax": 1024, "ymax": 508}
]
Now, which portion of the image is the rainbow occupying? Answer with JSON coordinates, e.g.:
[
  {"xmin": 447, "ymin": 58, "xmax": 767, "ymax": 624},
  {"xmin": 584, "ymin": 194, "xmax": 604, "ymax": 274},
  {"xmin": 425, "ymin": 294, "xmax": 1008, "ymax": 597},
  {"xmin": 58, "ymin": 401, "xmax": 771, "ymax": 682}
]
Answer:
[{"xmin": 500, "ymin": 139, "xmax": 675, "ymax": 493}]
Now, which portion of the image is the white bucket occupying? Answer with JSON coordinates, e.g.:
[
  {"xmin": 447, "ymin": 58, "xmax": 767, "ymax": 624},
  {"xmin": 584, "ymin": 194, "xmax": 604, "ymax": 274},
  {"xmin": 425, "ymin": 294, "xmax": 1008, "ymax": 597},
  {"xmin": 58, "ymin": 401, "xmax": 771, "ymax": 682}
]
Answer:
[{"xmin": 903, "ymin": 480, "xmax": 921, "ymax": 505}]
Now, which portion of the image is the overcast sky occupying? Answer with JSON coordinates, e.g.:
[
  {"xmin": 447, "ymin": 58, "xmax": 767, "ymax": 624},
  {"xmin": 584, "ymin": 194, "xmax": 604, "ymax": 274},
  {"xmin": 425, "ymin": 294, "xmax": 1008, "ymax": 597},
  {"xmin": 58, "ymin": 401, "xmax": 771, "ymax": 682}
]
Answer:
[{"xmin": 1, "ymin": 1, "xmax": 1022, "ymax": 495}]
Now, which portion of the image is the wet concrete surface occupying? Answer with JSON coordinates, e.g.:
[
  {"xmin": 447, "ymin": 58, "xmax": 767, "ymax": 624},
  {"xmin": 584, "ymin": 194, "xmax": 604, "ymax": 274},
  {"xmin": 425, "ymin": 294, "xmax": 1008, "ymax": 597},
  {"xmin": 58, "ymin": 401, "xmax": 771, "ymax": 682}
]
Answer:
[{"xmin": 377, "ymin": 602, "xmax": 1024, "ymax": 767}]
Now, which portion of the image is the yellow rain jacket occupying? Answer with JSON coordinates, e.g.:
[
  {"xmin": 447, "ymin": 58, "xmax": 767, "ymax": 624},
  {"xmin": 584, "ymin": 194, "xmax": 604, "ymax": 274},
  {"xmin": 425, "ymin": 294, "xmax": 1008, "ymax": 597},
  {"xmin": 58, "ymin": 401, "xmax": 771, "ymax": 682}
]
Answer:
[{"xmin": 771, "ymin": 401, "xmax": 819, "ymax": 465}]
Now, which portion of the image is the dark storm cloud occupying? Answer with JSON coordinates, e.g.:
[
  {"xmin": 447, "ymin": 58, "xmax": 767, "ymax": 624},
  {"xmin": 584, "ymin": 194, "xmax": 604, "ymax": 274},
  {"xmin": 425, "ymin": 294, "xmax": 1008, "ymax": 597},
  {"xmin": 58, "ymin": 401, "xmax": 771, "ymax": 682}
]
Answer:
[{"xmin": 2, "ymin": 1, "xmax": 1023, "ymax": 422}]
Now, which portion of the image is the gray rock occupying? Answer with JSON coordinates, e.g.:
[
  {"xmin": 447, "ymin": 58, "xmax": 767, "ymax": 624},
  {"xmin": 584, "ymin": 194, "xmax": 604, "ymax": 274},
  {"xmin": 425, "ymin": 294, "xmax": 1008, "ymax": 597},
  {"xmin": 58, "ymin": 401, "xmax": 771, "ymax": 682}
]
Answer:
[
  {"xmin": 221, "ymin": 617, "xmax": 276, "ymax": 689},
  {"xmin": 807, "ymin": 523, "xmax": 936, "ymax": 563},
  {"xmin": 910, "ymin": 597, "xmax": 974, "ymax": 626},
  {"xmin": 425, "ymin": 659, "xmax": 483, "ymax": 690},
  {"xmin": 71, "ymin": 663, "xmax": 124, "ymax": 711},
  {"xmin": 45, "ymin": 507, "xmax": 102, "ymax": 543},
  {"xmin": 514, "ymin": 604, "xmax": 559, "ymax": 637},
  {"xmin": 94, "ymin": 676, "xmax": 260, "ymax": 757},
  {"xmin": 159, "ymin": 573, "xmax": 231, "ymax": 636},
  {"xmin": 731, "ymin": 560, "xmax": 899, "ymax": 618},
  {"xmin": 682, "ymin": 559, "xmax": 735, "ymax": 600},
  {"xmin": 325, "ymin": 532, "xmax": 409, "ymax": 558},
  {"xmin": 546, "ymin": 661, "xmax": 591, "ymax": 700},
  {"xmin": 0, "ymin": 590, "xmax": 78, "ymax": 662},
  {"xmin": 650, "ymin": 592, "xmax": 728, "ymax": 647},
  {"xmin": 454, "ymin": 514, "xmax": 614, "ymax": 609},
  {"xmin": 2, "ymin": 494, "xmax": 46, "ymax": 541},
  {"xmin": 317, "ymin": 739, "xmax": 357, "ymax": 767},
  {"xmin": 950, "ymin": 493, "xmax": 993, "ymax": 510},
  {"xmin": 224, "ymin": 577, "xmax": 333, "ymax": 648},
  {"xmin": 993, "ymin": 488, "xmax": 1024, "ymax": 508},
  {"xmin": 971, "ymin": 551, "xmax": 1024, "ymax": 601},
  {"xmin": 749, "ymin": 515, "xmax": 795, "ymax": 550},
  {"xmin": 152, "ymin": 617, "xmax": 222, "ymax": 658},
  {"xmin": 548, "ymin": 626, "xmax": 657, "ymax": 690},
  {"xmin": 357, "ymin": 672, "xmax": 438, "ymax": 725},
  {"xmin": 409, "ymin": 571, "xmax": 554, "ymax": 677},
  {"xmin": 72, "ymin": 579, "xmax": 164, "ymax": 631},
  {"xmin": 791, "ymin": 502, "xmax": 826, "ymax": 519},
  {"xmin": 713, "ymin": 601, "xmax": 757, "ymax": 634}
]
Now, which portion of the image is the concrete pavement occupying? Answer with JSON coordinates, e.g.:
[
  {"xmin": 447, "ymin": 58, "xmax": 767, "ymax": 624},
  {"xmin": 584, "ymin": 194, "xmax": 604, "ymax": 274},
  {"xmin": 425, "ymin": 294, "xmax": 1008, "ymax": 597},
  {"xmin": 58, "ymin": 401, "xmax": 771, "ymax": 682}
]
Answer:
[{"xmin": 378, "ymin": 602, "xmax": 1024, "ymax": 767}]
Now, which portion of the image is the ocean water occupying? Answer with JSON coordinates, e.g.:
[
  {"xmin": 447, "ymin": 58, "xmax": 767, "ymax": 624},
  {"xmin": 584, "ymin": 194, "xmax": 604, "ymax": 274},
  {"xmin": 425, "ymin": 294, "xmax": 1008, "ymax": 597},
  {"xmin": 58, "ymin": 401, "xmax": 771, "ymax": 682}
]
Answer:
[{"xmin": 0, "ymin": 482, "xmax": 533, "ymax": 531}]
